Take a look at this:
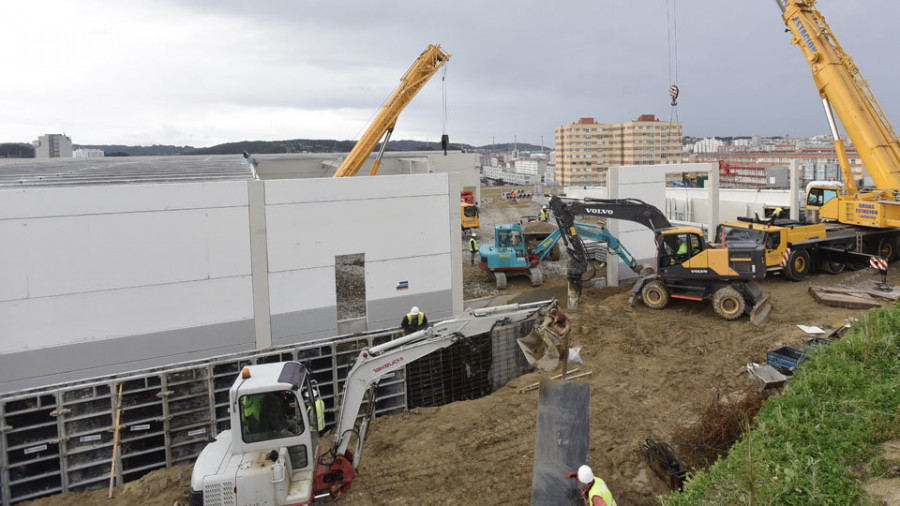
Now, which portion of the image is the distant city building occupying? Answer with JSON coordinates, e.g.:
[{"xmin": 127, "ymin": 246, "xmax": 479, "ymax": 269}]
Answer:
[
  {"xmin": 691, "ymin": 142, "xmax": 863, "ymax": 188},
  {"xmin": 73, "ymin": 148, "xmax": 105, "ymax": 158},
  {"xmin": 693, "ymin": 137, "xmax": 725, "ymax": 153},
  {"xmin": 32, "ymin": 134, "xmax": 73, "ymax": 159},
  {"xmin": 554, "ymin": 114, "xmax": 683, "ymax": 187}
]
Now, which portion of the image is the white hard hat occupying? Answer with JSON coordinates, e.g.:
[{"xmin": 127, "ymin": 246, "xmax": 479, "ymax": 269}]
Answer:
[
  {"xmin": 577, "ymin": 465, "xmax": 594, "ymax": 485},
  {"xmin": 410, "ymin": 306, "xmax": 420, "ymax": 315},
  {"xmin": 471, "ymin": 233, "xmax": 477, "ymax": 237}
]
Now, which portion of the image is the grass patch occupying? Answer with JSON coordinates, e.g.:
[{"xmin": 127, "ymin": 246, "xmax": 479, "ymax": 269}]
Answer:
[{"xmin": 664, "ymin": 306, "xmax": 900, "ymax": 505}]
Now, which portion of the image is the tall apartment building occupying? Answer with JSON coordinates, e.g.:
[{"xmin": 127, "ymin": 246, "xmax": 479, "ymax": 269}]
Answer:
[
  {"xmin": 555, "ymin": 114, "xmax": 683, "ymax": 187},
  {"xmin": 33, "ymin": 134, "xmax": 73, "ymax": 159}
]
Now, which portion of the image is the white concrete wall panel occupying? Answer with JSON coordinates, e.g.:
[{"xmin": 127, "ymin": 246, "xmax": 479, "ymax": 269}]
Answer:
[
  {"xmin": 0, "ymin": 276, "xmax": 253, "ymax": 354},
  {"xmin": 7, "ymin": 208, "xmax": 249, "ymax": 299},
  {"xmin": 0, "ymin": 181, "xmax": 253, "ymax": 356},
  {"xmin": 264, "ymin": 174, "xmax": 455, "ymax": 327},
  {"xmin": 268, "ymin": 268, "xmax": 336, "ymax": 315},
  {"xmin": 365, "ymin": 254, "xmax": 453, "ymax": 301},
  {"xmin": 0, "ymin": 181, "xmax": 247, "ymax": 219}
]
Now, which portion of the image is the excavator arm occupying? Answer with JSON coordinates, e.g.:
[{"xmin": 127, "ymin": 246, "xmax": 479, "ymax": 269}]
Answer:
[
  {"xmin": 332, "ymin": 44, "xmax": 450, "ymax": 178},
  {"xmin": 323, "ymin": 300, "xmax": 568, "ymax": 485}
]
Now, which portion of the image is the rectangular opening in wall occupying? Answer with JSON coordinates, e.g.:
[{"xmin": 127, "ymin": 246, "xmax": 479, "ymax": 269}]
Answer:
[{"xmin": 335, "ymin": 253, "xmax": 366, "ymax": 321}]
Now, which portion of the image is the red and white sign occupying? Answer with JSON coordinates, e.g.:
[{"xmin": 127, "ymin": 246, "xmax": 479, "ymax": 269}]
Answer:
[
  {"xmin": 870, "ymin": 257, "xmax": 888, "ymax": 271},
  {"xmin": 781, "ymin": 248, "xmax": 791, "ymax": 268}
]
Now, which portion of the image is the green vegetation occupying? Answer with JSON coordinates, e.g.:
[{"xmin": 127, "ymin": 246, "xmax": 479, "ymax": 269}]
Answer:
[
  {"xmin": 665, "ymin": 306, "xmax": 900, "ymax": 505},
  {"xmin": 0, "ymin": 143, "xmax": 34, "ymax": 158}
]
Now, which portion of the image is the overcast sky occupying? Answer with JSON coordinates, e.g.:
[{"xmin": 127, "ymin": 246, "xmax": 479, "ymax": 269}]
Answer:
[{"xmin": 1, "ymin": 0, "xmax": 897, "ymax": 148}]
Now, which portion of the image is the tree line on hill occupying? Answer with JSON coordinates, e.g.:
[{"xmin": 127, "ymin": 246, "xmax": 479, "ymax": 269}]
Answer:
[{"xmin": 0, "ymin": 139, "xmax": 550, "ymax": 158}]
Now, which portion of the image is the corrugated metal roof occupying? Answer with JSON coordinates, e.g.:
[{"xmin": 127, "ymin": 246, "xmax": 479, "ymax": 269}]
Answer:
[{"xmin": 0, "ymin": 155, "xmax": 255, "ymax": 188}]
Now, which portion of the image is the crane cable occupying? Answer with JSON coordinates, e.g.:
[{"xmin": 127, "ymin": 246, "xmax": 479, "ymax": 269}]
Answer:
[
  {"xmin": 441, "ymin": 64, "xmax": 450, "ymax": 154},
  {"xmin": 666, "ymin": 0, "xmax": 681, "ymax": 166}
]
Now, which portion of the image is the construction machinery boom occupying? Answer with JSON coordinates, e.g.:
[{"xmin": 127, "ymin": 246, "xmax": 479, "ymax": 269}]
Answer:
[
  {"xmin": 332, "ymin": 44, "xmax": 450, "ymax": 178},
  {"xmin": 777, "ymin": 0, "xmax": 900, "ymax": 227}
]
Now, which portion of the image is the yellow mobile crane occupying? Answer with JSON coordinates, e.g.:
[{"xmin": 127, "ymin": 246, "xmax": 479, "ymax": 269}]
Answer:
[
  {"xmin": 778, "ymin": 0, "xmax": 900, "ymax": 227},
  {"xmin": 716, "ymin": 1, "xmax": 900, "ymax": 281},
  {"xmin": 332, "ymin": 44, "xmax": 450, "ymax": 178}
]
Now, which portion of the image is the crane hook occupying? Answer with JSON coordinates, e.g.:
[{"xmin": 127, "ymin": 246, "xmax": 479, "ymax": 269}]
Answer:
[{"xmin": 669, "ymin": 84, "xmax": 679, "ymax": 106}]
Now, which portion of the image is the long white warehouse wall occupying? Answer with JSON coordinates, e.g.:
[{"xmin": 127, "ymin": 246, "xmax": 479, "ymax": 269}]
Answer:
[
  {"xmin": 0, "ymin": 174, "xmax": 459, "ymax": 392},
  {"xmin": 0, "ymin": 182, "xmax": 255, "ymax": 391}
]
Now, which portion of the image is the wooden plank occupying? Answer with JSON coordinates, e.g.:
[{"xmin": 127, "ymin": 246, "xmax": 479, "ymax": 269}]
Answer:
[
  {"xmin": 809, "ymin": 286, "xmax": 882, "ymax": 309},
  {"xmin": 530, "ymin": 378, "xmax": 591, "ymax": 506}
]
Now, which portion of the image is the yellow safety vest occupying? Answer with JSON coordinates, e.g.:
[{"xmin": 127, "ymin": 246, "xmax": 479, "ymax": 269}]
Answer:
[
  {"xmin": 539, "ymin": 209, "xmax": 549, "ymax": 221},
  {"xmin": 241, "ymin": 396, "xmax": 261, "ymax": 426},
  {"xmin": 587, "ymin": 478, "xmax": 616, "ymax": 506},
  {"xmin": 309, "ymin": 398, "xmax": 326, "ymax": 431},
  {"xmin": 469, "ymin": 238, "xmax": 478, "ymax": 252},
  {"xmin": 406, "ymin": 313, "xmax": 425, "ymax": 325}
]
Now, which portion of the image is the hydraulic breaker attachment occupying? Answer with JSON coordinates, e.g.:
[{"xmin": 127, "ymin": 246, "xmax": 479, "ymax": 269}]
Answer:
[{"xmin": 517, "ymin": 307, "xmax": 572, "ymax": 371}]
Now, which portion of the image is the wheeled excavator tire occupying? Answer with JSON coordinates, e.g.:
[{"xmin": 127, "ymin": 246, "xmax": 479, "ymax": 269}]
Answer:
[
  {"xmin": 712, "ymin": 286, "xmax": 746, "ymax": 321},
  {"xmin": 495, "ymin": 271, "xmax": 507, "ymax": 290},
  {"xmin": 641, "ymin": 280, "xmax": 670, "ymax": 310}
]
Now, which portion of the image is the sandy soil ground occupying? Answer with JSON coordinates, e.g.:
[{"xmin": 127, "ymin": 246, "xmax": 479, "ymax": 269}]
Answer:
[{"xmin": 25, "ymin": 190, "xmax": 900, "ymax": 505}]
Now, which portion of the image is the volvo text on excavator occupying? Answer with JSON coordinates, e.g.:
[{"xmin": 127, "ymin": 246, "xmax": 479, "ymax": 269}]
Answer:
[{"xmin": 549, "ymin": 197, "xmax": 772, "ymax": 324}]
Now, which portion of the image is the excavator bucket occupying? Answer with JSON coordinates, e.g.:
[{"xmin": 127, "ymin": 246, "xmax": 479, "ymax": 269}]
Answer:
[
  {"xmin": 517, "ymin": 308, "xmax": 572, "ymax": 371},
  {"xmin": 745, "ymin": 282, "xmax": 772, "ymax": 326},
  {"xmin": 749, "ymin": 294, "xmax": 772, "ymax": 326}
]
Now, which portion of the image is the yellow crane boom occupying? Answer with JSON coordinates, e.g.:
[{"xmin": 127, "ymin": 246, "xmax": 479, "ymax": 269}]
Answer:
[
  {"xmin": 332, "ymin": 44, "xmax": 451, "ymax": 178},
  {"xmin": 778, "ymin": 0, "xmax": 900, "ymax": 227}
]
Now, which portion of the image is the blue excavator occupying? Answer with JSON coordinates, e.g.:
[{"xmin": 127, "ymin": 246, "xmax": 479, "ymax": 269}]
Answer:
[{"xmin": 477, "ymin": 220, "xmax": 644, "ymax": 290}]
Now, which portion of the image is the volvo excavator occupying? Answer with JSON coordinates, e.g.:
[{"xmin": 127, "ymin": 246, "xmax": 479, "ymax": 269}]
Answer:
[
  {"xmin": 331, "ymin": 44, "xmax": 450, "ymax": 178},
  {"xmin": 189, "ymin": 300, "xmax": 570, "ymax": 505},
  {"xmin": 549, "ymin": 197, "xmax": 772, "ymax": 324}
]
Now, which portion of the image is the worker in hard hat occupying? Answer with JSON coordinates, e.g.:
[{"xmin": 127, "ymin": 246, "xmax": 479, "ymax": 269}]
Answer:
[
  {"xmin": 539, "ymin": 206, "xmax": 550, "ymax": 222},
  {"xmin": 566, "ymin": 465, "xmax": 617, "ymax": 506},
  {"xmin": 468, "ymin": 233, "xmax": 479, "ymax": 266},
  {"xmin": 401, "ymin": 306, "xmax": 428, "ymax": 335}
]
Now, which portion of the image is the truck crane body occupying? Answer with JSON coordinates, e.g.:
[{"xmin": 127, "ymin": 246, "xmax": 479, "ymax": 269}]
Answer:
[
  {"xmin": 331, "ymin": 44, "xmax": 450, "ymax": 178},
  {"xmin": 189, "ymin": 300, "xmax": 569, "ymax": 505},
  {"xmin": 777, "ymin": 0, "xmax": 900, "ymax": 228},
  {"xmin": 713, "ymin": 0, "xmax": 898, "ymax": 279},
  {"xmin": 549, "ymin": 197, "xmax": 771, "ymax": 324}
]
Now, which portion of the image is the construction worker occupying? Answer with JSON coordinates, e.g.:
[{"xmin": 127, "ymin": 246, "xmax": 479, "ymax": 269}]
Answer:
[
  {"xmin": 401, "ymin": 306, "xmax": 428, "ymax": 335},
  {"xmin": 468, "ymin": 233, "xmax": 479, "ymax": 266},
  {"xmin": 511, "ymin": 190, "xmax": 518, "ymax": 203},
  {"xmin": 308, "ymin": 382, "xmax": 326, "ymax": 433},
  {"xmin": 240, "ymin": 395, "xmax": 262, "ymax": 436},
  {"xmin": 567, "ymin": 465, "xmax": 617, "ymax": 506},
  {"xmin": 539, "ymin": 206, "xmax": 550, "ymax": 222},
  {"xmin": 769, "ymin": 206, "xmax": 784, "ymax": 224}
]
